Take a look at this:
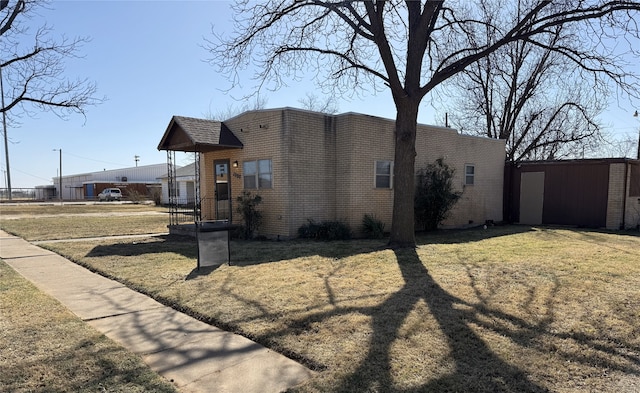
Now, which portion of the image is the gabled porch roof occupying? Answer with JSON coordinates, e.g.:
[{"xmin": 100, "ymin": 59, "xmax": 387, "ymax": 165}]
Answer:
[{"xmin": 157, "ymin": 116, "xmax": 243, "ymax": 152}]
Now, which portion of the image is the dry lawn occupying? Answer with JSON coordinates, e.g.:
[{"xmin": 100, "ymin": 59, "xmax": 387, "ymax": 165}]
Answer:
[
  {"xmin": 0, "ymin": 204, "xmax": 168, "ymax": 240},
  {"xmin": 0, "ymin": 261, "xmax": 177, "ymax": 393},
  {"xmin": 40, "ymin": 226, "xmax": 640, "ymax": 393},
  {"xmin": 0, "ymin": 202, "xmax": 165, "ymax": 217}
]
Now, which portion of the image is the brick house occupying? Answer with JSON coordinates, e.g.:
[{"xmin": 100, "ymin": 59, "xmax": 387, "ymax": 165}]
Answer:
[{"xmin": 158, "ymin": 108, "xmax": 506, "ymax": 238}]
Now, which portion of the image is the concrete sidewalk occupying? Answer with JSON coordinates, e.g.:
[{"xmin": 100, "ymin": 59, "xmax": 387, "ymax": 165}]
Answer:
[{"xmin": 0, "ymin": 231, "xmax": 314, "ymax": 393}]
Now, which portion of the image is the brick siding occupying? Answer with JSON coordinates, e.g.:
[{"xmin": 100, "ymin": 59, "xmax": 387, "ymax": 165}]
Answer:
[
  {"xmin": 607, "ymin": 162, "xmax": 640, "ymax": 229},
  {"xmin": 606, "ymin": 163, "xmax": 625, "ymax": 229},
  {"xmin": 202, "ymin": 108, "xmax": 506, "ymax": 238}
]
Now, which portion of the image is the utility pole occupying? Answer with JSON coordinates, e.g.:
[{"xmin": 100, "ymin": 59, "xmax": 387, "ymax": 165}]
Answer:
[
  {"xmin": 634, "ymin": 110, "xmax": 639, "ymax": 160},
  {"xmin": 134, "ymin": 155, "xmax": 140, "ymax": 167},
  {"xmin": 1, "ymin": 66, "xmax": 12, "ymax": 201},
  {"xmin": 53, "ymin": 149, "xmax": 62, "ymax": 202}
]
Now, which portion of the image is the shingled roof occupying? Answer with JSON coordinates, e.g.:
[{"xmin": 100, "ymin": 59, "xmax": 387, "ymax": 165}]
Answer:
[{"xmin": 157, "ymin": 116, "xmax": 243, "ymax": 152}]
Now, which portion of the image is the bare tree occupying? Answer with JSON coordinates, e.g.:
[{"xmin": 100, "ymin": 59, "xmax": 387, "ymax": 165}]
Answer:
[
  {"xmin": 1, "ymin": 0, "xmax": 103, "ymax": 197},
  {"xmin": 598, "ymin": 129, "xmax": 640, "ymax": 157},
  {"xmin": 434, "ymin": 1, "xmax": 623, "ymax": 162},
  {"xmin": 204, "ymin": 94, "xmax": 268, "ymax": 121},
  {"xmin": 207, "ymin": 0, "xmax": 640, "ymax": 247},
  {"xmin": 297, "ymin": 92, "xmax": 339, "ymax": 114}
]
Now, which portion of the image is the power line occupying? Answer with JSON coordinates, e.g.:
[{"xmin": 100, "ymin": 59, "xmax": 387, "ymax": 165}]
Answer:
[
  {"xmin": 9, "ymin": 166, "xmax": 51, "ymax": 182},
  {"xmin": 62, "ymin": 151, "xmax": 129, "ymax": 167}
]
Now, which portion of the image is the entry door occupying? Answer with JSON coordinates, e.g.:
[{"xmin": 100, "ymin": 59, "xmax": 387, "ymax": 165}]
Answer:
[
  {"xmin": 214, "ymin": 160, "xmax": 231, "ymax": 221},
  {"xmin": 86, "ymin": 184, "xmax": 94, "ymax": 199},
  {"xmin": 186, "ymin": 181, "xmax": 195, "ymax": 202},
  {"xmin": 519, "ymin": 172, "xmax": 545, "ymax": 225}
]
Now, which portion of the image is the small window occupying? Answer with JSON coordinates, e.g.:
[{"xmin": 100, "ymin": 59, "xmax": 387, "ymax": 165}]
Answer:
[
  {"xmin": 258, "ymin": 159, "xmax": 272, "ymax": 188},
  {"xmin": 465, "ymin": 164, "xmax": 475, "ymax": 185},
  {"xmin": 375, "ymin": 160, "xmax": 393, "ymax": 189},
  {"xmin": 243, "ymin": 159, "xmax": 272, "ymax": 189},
  {"xmin": 243, "ymin": 161, "xmax": 257, "ymax": 189}
]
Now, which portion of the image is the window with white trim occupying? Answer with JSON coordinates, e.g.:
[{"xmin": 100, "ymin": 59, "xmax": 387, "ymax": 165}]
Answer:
[
  {"xmin": 465, "ymin": 164, "xmax": 475, "ymax": 185},
  {"xmin": 243, "ymin": 159, "xmax": 272, "ymax": 189},
  {"xmin": 375, "ymin": 160, "xmax": 393, "ymax": 189}
]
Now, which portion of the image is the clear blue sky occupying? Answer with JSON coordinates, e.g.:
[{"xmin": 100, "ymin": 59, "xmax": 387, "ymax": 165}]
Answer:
[{"xmin": 2, "ymin": 1, "xmax": 639, "ymax": 188}]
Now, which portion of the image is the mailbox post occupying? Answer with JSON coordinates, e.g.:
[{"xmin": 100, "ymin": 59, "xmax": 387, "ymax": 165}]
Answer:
[{"xmin": 196, "ymin": 221, "xmax": 235, "ymax": 269}]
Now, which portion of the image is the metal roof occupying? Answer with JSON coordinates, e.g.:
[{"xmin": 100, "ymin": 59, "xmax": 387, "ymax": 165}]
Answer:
[
  {"xmin": 157, "ymin": 163, "xmax": 197, "ymax": 179},
  {"xmin": 157, "ymin": 116, "xmax": 243, "ymax": 152}
]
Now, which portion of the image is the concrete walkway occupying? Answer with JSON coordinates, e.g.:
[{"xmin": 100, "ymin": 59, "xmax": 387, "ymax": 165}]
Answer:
[{"xmin": 0, "ymin": 230, "xmax": 314, "ymax": 393}]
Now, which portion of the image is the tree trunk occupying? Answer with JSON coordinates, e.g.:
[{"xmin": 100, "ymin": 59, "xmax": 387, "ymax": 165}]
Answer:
[{"xmin": 388, "ymin": 100, "xmax": 419, "ymax": 248}]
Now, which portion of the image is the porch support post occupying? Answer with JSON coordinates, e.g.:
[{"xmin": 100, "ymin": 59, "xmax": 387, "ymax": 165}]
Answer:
[
  {"xmin": 194, "ymin": 151, "xmax": 201, "ymax": 223},
  {"xmin": 167, "ymin": 150, "xmax": 178, "ymax": 226}
]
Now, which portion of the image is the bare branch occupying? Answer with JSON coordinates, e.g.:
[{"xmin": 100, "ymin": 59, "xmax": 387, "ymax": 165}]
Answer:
[
  {"xmin": 207, "ymin": 0, "xmax": 640, "ymax": 245},
  {"xmin": 297, "ymin": 91, "xmax": 339, "ymax": 113},
  {"xmin": 1, "ymin": 1, "xmax": 104, "ymax": 122},
  {"xmin": 0, "ymin": 0, "xmax": 25, "ymax": 36}
]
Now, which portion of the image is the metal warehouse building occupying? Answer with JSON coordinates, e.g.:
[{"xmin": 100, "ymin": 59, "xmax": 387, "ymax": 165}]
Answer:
[{"xmin": 49, "ymin": 163, "xmax": 165, "ymax": 201}]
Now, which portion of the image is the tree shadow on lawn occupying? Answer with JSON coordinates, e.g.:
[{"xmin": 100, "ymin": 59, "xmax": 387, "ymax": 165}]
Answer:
[
  {"xmin": 86, "ymin": 235, "xmax": 197, "ymax": 259},
  {"xmin": 230, "ymin": 225, "xmax": 537, "ymax": 267},
  {"xmin": 258, "ymin": 246, "xmax": 639, "ymax": 392},
  {"xmin": 415, "ymin": 224, "xmax": 535, "ymax": 245},
  {"xmin": 331, "ymin": 247, "xmax": 550, "ymax": 392},
  {"xmin": 81, "ymin": 226, "xmax": 639, "ymax": 390},
  {"xmin": 536, "ymin": 226, "xmax": 640, "ymax": 257},
  {"xmin": 84, "ymin": 226, "xmax": 534, "ymax": 269},
  {"xmin": 1, "ymin": 335, "xmax": 177, "ymax": 393}
]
